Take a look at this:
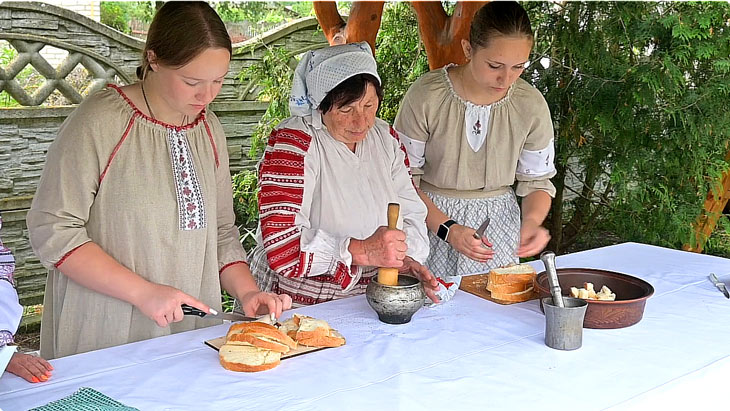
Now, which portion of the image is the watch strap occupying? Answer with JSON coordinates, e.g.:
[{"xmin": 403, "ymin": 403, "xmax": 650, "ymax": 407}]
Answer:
[{"xmin": 437, "ymin": 219, "xmax": 457, "ymax": 242}]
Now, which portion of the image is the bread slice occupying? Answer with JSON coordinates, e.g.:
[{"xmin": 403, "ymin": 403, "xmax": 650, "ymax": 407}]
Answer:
[
  {"xmin": 226, "ymin": 321, "xmax": 297, "ymax": 353},
  {"xmin": 490, "ymin": 286, "xmax": 535, "ymax": 303},
  {"xmin": 487, "ymin": 264, "xmax": 536, "ymax": 286},
  {"xmin": 219, "ymin": 344, "xmax": 281, "ymax": 372},
  {"xmin": 285, "ymin": 314, "xmax": 346, "ymax": 348}
]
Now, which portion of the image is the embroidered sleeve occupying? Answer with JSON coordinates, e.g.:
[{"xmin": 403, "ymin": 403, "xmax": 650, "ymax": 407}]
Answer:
[
  {"xmin": 394, "ymin": 83, "xmax": 429, "ymax": 170},
  {"xmin": 258, "ymin": 128, "xmax": 361, "ymax": 291},
  {"xmin": 388, "ymin": 127, "xmax": 430, "ymax": 264},
  {"xmin": 0, "ymin": 280, "xmax": 22, "ymax": 341},
  {"xmin": 0, "ymin": 215, "xmax": 21, "ymax": 338},
  {"xmin": 515, "ymin": 96, "xmax": 557, "ymax": 198}
]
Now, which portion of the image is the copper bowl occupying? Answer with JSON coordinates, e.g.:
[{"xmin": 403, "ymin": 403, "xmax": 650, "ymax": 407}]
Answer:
[{"xmin": 535, "ymin": 268, "xmax": 654, "ymax": 329}]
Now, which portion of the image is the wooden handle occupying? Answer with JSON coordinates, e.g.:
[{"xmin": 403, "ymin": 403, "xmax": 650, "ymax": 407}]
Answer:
[
  {"xmin": 386, "ymin": 203, "xmax": 400, "ymax": 229},
  {"xmin": 378, "ymin": 203, "xmax": 401, "ymax": 286}
]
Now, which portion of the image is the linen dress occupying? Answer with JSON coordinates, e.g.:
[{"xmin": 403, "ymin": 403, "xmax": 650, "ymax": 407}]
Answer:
[
  {"xmin": 249, "ymin": 115, "xmax": 429, "ymax": 307},
  {"xmin": 27, "ymin": 85, "xmax": 247, "ymax": 359},
  {"xmin": 394, "ymin": 65, "xmax": 556, "ymax": 278}
]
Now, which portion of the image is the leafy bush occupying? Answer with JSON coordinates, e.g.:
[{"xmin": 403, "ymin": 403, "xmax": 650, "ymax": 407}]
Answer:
[
  {"xmin": 523, "ymin": 1, "xmax": 730, "ymax": 252},
  {"xmin": 100, "ymin": 2, "xmax": 154, "ymax": 34},
  {"xmin": 375, "ymin": 2, "xmax": 429, "ymax": 123}
]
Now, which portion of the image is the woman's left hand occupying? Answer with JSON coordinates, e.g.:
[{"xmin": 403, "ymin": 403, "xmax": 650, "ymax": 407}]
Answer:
[
  {"xmin": 239, "ymin": 291, "xmax": 293, "ymax": 319},
  {"xmin": 6, "ymin": 352, "xmax": 53, "ymax": 383},
  {"xmin": 516, "ymin": 219, "xmax": 551, "ymax": 257},
  {"xmin": 400, "ymin": 256, "xmax": 441, "ymax": 303}
]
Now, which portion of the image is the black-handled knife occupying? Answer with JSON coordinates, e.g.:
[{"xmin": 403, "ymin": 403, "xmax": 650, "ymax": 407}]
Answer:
[{"xmin": 181, "ymin": 304, "xmax": 259, "ymax": 321}]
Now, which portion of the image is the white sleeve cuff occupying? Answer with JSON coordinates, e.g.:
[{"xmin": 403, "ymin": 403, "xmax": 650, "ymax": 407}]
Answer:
[
  {"xmin": 398, "ymin": 132, "xmax": 426, "ymax": 168},
  {"xmin": 517, "ymin": 138, "xmax": 556, "ymax": 178}
]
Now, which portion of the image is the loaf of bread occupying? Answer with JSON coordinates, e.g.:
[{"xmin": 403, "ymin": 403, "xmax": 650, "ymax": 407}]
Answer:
[
  {"xmin": 487, "ymin": 264, "xmax": 536, "ymax": 303},
  {"xmin": 219, "ymin": 321, "xmax": 296, "ymax": 372},
  {"xmin": 280, "ymin": 314, "xmax": 346, "ymax": 348}
]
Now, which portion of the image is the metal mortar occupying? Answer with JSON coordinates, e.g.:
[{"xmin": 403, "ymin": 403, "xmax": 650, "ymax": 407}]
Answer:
[{"xmin": 366, "ymin": 275, "xmax": 425, "ymax": 324}]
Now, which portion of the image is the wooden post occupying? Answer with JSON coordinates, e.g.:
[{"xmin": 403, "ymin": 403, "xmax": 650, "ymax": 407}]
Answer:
[
  {"xmin": 378, "ymin": 203, "xmax": 401, "ymax": 286},
  {"xmin": 683, "ymin": 150, "xmax": 730, "ymax": 253},
  {"xmin": 313, "ymin": 1, "xmax": 385, "ymax": 53},
  {"xmin": 411, "ymin": 1, "xmax": 487, "ymax": 69}
]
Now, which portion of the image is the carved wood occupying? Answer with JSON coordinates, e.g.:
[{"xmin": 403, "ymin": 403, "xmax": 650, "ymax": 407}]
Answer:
[
  {"xmin": 313, "ymin": 1, "xmax": 384, "ymax": 53},
  {"xmin": 411, "ymin": 1, "xmax": 488, "ymax": 70}
]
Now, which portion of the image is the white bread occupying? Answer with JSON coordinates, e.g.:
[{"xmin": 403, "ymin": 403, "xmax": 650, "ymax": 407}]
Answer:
[
  {"xmin": 286, "ymin": 314, "xmax": 346, "ymax": 348},
  {"xmin": 225, "ymin": 321, "xmax": 297, "ymax": 353},
  {"xmin": 487, "ymin": 264, "xmax": 536, "ymax": 285},
  {"xmin": 219, "ymin": 344, "xmax": 281, "ymax": 372},
  {"xmin": 487, "ymin": 264, "xmax": 536, "ymax": 303}
]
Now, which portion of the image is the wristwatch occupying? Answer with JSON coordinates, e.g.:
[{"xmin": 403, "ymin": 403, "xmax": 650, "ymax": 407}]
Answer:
[{"xmin": 437, "ymin": 219, "xmax": 457, "ymax": 242}]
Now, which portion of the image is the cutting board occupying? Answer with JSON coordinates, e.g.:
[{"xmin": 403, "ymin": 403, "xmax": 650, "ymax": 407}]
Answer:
[
  {"xmin": 459, "ymin": 273, "xmax": 539, "ymax": 305},
  {"xmin": 205, "ymin": 329, "xmax": 344, "ymax": 359}
]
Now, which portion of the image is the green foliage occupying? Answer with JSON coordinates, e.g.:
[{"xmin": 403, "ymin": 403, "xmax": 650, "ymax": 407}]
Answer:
[
  {"xmin": 522, "ymin": 1, "xmax": 730, "ymax": 251},
  {"xmin": 375, "ymin": 2, "xmax": 429, "ymax": 123},
  {"xmin": 100, "ymin": 2, "xmax": 154, "ymax": 33},
  {"xmin": 214, "ymin": 2, "xmax": 313, "ymax": 35},
  {"xmin": 232, "ymin": 169, "xmax": 260, "ymax": 251}
]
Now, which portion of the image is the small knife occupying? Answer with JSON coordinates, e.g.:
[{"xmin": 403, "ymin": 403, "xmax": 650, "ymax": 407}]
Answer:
[
  {"xmin": 473, "ymin": 217, "xmax": 491, "ymax": 240},
  {"xmin": 181, "ymin": 304, "xmax": 259, "ymax": 321},
  {"xmin": 708, "ymin": 273, "xmax": 730, "ymax": 299}
]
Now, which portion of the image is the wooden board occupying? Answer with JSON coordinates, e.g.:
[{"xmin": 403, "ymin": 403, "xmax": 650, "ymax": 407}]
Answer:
[
  {"xmin": 205, "ymin": 329, "xmax": 345, "ymax": 360},
  {"xmin": 459, "ymin": 274, "xmax": 539, "ymax": 305}
]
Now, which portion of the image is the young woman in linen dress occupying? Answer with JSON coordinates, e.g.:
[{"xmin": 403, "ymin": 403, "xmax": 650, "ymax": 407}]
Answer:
[
  {"xmin": 394, "ymin": 1, "xmax": 556, "ymax": 287},
  {"xmin": 27, "ymin": 2, "xmax": 291, "ymax": 359},
  {"xmin": 248, "ymin": 42, "xmax": 440, "ymax": 307}
]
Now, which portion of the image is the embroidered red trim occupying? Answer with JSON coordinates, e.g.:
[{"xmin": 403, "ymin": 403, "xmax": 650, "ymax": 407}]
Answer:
[
  {"xmin": 107, "ymin": 84, "xmax": 206, "ymax": 131},
  {"xmin": 54, "ymin": 242, "xmax": 89, "ymax": 269},
  {"xmin": 203, "ymin": 119, "xmax": 220, "ymax": 168},
  {"xmin": 100, "ymin": 112, "xmax": 137, "ymax": 185},
  {"xmin": 219, "ymin": 260, "xmax": 249, "ymax": 275}
]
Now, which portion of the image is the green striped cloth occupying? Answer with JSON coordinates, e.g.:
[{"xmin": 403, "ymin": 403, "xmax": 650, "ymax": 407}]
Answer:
[{"xmin": 30, "ymin": 387, "xmax": 139, "ymax": 411}]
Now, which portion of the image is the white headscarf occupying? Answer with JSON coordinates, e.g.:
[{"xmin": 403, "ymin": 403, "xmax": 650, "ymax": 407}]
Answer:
[{"xmin": 289, "ymin": 42, "xmax": 381, "ymax": 129}]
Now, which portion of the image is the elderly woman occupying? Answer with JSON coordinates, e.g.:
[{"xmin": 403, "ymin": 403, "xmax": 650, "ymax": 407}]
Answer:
[{"xmin": 249, "ymin": 42, "xmax": 440, "ymax": 306}]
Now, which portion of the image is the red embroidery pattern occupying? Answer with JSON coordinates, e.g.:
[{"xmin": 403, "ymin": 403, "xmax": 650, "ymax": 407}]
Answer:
[
  {"xmin": 390, "ymin": 126, "xmax": 413, "ymax": 174},
  {"xmin": 168, "ymin": 128, "xmax": 206, "ymax": 230},
  {"xmin": 258, "ymin": 128, "xmax": 357, "ymax": 290}
]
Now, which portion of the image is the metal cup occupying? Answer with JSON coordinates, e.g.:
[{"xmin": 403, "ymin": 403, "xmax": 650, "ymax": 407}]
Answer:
[{"xmin": 542, "ymin": 297, "xmax": 588, "ymax": 350}]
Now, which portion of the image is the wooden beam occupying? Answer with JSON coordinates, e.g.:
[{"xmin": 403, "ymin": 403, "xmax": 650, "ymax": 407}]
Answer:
[
  {"xmin": 313, "ymin": 1, "xmax": 384, "ymax": 53},
  {"xmin": 684, "ymin": 149, "xmax": 730, "ymax": 253},
  {"xmin": 411, "ymin": 1, "xmax": 488, "ymax": 69}
]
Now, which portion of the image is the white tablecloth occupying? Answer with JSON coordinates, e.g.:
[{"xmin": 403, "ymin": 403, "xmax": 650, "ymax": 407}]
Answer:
[{"xmin": 1, "ymin": 242, "xmax": 729, "ymax": 411}]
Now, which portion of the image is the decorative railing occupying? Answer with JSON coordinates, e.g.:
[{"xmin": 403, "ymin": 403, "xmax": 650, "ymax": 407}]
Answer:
[{"xmin": 0, "ymin": 33, "xmax": 132, "ymax": 106}]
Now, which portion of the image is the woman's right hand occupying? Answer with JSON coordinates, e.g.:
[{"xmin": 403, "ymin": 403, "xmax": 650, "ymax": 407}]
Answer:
[
  {"xmin": 358, "ymin": 226, "xmax": 408, "ymax": 268},
  {"xmin": 133, "ymin": 282, "xmax": 211, "ymax": 327},
  {"xmin": 447, "ymin": 224, "xmax": 495, "ymax": 263}
]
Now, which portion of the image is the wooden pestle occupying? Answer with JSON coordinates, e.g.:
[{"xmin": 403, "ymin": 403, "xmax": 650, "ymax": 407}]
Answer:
[{"xmin": 377, "ymin": 203, "xmax": 401, "ymax": 286}]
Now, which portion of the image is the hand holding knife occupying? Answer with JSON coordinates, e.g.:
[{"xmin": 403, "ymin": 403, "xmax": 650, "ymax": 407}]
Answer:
[{"xmin": 708, "ymin": 273, "xmax": 730, "ymax": 299}]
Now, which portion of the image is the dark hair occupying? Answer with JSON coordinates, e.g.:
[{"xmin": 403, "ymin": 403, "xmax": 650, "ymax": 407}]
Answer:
[
  {"xmin": 318, "ymin": 74, "xmax": 384, "ymax": 115},
  {"xmin": 469, "ymin": 1, "xmax": 533, "ymax": 50},
  {"xmin": 136, "ymin": 2, "xmax": 232, "ymax": 80}
]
